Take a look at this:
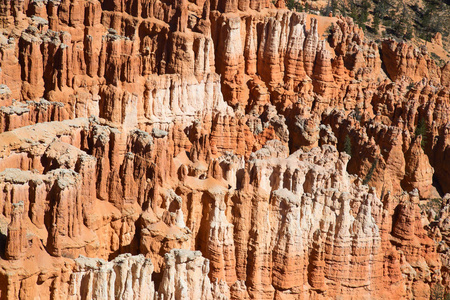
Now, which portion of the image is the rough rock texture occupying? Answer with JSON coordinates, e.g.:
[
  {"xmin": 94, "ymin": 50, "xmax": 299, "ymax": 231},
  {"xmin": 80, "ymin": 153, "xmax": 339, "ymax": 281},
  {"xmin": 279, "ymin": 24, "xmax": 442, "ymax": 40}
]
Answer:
[
  {"xmin": 0, "ymin": 0, "xmax": 449, "ymax": 299},
  {"xmin": 70, "ymin": 254, "xmax": 155, "ymax": 300}
]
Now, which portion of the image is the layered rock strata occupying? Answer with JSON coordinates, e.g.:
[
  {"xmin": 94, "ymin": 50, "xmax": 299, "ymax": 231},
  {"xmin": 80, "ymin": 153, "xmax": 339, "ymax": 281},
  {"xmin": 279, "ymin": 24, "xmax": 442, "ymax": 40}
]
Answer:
[{"xmin": 0, "ymin": 0, "xmax": 449, "ymax": 299}]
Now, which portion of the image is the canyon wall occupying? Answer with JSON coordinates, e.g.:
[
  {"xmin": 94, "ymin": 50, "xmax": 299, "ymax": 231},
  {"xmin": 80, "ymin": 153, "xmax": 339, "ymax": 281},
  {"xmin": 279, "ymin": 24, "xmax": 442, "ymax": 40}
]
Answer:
[{"xmin": 0, "ymin": 0, "xmax": 449, "ymax": 299}]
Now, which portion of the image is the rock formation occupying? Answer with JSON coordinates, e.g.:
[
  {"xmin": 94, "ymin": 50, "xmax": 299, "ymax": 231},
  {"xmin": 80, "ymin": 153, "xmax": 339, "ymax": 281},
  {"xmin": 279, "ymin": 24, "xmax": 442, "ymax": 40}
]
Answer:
[{"xmin": 0, "ymin": 0, "xmax": 449, "ymax": 299}]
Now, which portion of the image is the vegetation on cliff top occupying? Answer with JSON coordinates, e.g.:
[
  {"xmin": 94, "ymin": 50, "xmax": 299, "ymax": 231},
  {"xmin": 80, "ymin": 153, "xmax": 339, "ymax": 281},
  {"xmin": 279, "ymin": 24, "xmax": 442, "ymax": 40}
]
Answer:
[{"xmin": 285, "ymin": 0, "xmax": 450, "ymax": 47}]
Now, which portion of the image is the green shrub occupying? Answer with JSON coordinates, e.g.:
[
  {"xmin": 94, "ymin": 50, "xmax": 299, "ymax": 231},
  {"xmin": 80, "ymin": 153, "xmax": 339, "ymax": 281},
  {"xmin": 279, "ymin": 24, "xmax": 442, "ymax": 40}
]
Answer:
[
  {"xmin": 363, "ymin": 158, "xmax": 378, "ymax": 185},
  {"xmin": 430, "ymin": 283, "xmax": 450, "ymax": 300},
  {"xmin": 286, "ymin": 0, "xmax": 303, "ymax": 12},
  {"xmin": 415, "ymin": 117, "xmax": 427, "ymax": 150},
  {"xmin": 344, "ymin": 135, "xmax": 352, "ymax": 157}
]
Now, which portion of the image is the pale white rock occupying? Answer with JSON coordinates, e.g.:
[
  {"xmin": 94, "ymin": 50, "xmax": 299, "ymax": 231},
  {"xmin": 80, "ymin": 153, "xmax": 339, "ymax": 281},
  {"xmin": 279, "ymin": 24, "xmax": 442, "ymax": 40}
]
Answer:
[
  {"xmin": 157, "ymin": 249, "xmax": 213, "ymax": 300},
  {"xmin": 143, "ymin": 74, "xmax": 231, "ymax": 126},
  {"xmin": 70, "ymin": 254, "xmax": 154, "ymax": 300}
]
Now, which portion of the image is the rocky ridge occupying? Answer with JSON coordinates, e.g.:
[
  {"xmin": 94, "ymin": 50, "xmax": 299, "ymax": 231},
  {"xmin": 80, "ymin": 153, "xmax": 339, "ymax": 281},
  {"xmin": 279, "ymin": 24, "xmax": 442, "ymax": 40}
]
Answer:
[{"xmin": 0, "ymin": 0, "xmax": 449, "ymax": 299}]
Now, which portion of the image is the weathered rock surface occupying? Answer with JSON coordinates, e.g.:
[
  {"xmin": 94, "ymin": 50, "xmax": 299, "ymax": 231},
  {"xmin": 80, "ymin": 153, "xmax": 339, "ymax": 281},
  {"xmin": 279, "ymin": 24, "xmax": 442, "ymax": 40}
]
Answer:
[{"xmin": 0, "ymin": 0, "xmax": 449, "ymax": 299}]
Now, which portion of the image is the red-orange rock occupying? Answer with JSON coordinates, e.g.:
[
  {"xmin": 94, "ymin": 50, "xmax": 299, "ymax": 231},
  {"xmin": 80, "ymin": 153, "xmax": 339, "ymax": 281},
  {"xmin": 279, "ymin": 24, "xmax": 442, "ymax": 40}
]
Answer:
[{"xmin": 0, "ymin": 1, "xmax": 448, "ymax": 299}]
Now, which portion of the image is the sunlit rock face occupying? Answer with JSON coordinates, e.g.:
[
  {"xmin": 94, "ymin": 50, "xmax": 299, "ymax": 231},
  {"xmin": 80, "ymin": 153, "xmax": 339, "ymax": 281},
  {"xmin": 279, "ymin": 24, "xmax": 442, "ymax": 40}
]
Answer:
[{"xmin": 0, "ymin": 0, "xmax": 448, "ymax": 299}]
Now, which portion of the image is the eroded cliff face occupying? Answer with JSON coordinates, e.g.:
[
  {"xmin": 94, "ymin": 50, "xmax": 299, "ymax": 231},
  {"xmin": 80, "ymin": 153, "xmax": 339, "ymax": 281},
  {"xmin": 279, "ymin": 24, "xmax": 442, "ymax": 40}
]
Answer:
[{"xmin": 0, "ymin": 0, "xmax": 449, "ymax": 299}]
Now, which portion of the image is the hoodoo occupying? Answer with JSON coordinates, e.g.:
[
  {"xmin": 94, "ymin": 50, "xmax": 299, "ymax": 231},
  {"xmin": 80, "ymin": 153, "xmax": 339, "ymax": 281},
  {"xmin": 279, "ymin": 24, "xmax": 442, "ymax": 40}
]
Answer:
[{"xmin": 0, "ymin": 0, "xmax": 449, "ymax": 299}]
